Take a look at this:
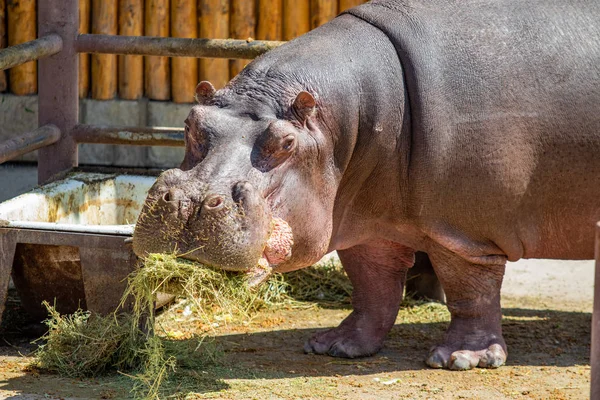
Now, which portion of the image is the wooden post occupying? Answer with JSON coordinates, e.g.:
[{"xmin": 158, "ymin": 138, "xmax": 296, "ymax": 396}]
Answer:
[
  {"xmin": 38, "ymin": 0, "xmax": 79, "ymax": 183},
  {"xmin": 145, "ymin": 0, "xmax": 170, "ymax": 100},
  {"xmin": 339, "ymin": 0, "xmax": 363, "ymax": 12},
  {"xmin": 199, "ymin": 0, "xmax": 230, "ymax": 89},
  {"xmin": 257, "ymin": 0, "xmax": 282, "ymax": 40},
  {"xmin": 0, "ymin": 0, "xmax": 6, "ymax": 92},
  {"xmin": 7, "ymin": 0, "xmax": 36, "ymax": 95},
  {"xmin": 78, "ymin": 0, "xmax": 91, "ymax": 98},
  {"xmin": 283, "ymin": 0, "xmax": 310, "ymax": 41},
  {"xmin": 91, "ymin": 0, "xmax": 117, "ymax": 99},
  {"xmin": 310, "ymin": 0, "xmax": 338, "ymax": 30},
  {"xmin": 171, "ymin": 0, "xmax": 197, "ymax": 103},
  {"xmin": 229, "ymin": 0, "xmax": 255, "ymax": 78},
  {"xmin": 119, "ymin": 0, "xmax": 144, "ymax": 100}
]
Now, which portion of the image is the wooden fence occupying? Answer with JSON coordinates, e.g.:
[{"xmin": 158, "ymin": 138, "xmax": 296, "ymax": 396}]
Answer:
[{"xmin": 0, "ymin": 0, "xmax": 366, "ymax": 103}]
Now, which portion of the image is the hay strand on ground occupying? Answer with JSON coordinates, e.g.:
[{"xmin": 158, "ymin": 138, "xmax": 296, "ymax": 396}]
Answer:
[{"xmin": 34, "ymin": 253, "xmax": 352, "ymax": 399}]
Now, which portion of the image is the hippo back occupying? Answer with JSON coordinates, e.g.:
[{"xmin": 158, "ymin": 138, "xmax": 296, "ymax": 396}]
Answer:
[{"xmin": 346, "ymin": 0, "xmax": 600, "ymax": 260}]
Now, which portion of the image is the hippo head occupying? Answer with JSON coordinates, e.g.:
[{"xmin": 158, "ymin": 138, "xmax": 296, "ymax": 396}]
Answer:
[{"xmin": 133, "ymin": 78, "xmax": 339, "ymax": 284}]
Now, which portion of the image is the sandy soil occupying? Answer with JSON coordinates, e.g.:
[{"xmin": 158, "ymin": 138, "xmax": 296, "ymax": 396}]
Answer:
[{"xmin": 0, "ymin": 258, "xmax": 595, "ymax": 399}]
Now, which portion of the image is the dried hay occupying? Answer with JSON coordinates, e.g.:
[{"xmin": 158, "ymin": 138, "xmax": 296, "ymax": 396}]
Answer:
[{"xmin": 33, "ymin": 254, "xmax": 351, "ymax": 399}]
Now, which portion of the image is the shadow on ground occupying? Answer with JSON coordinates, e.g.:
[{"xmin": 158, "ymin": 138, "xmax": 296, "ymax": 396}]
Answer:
[{"xmin": 0, "ymin": 305, "xmax": 591, "ymax": 398}]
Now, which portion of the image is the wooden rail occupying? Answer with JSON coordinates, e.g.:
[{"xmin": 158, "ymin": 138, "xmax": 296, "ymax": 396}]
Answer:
[
  {"xmin": 0, "ymin": 0, "xmax": 368, "ymax": 102},
  {"xmin": 72, "ymin": 125, "xmax": 184, "ymax": 147},
  {"xmin": 76, "ymin": 34, "xmax": 285, "ymax": 59},
  {"xmin": 0, "ymin": 35, "xmax": 63, "ymax": 71},
  {"xmin": 0, "ymin": 125, "xmax": 61, "ymax": 164},
  {"xmin": 0, "ymin": 1, "xmax": 289, "ymax": 170},
  {"xmin": 0, "ymin": 0, "xmax": 369, "ymax": 172}
]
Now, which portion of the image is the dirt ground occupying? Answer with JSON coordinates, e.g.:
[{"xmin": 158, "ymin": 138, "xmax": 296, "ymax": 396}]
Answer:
[{"xmin": 0, "ymin": 258, "xmax": 595, "ymax": 399}]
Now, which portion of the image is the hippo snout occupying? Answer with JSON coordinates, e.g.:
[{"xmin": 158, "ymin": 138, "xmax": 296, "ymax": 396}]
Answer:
[{"xmin": 133, "ymin": 170, "xmax": 290, "ymax": 274}]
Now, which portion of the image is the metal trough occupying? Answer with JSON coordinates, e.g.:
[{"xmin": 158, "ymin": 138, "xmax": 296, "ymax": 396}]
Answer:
[{"xmin": 0, "ymin": 172, "xmax": 156, "ymax": 323}]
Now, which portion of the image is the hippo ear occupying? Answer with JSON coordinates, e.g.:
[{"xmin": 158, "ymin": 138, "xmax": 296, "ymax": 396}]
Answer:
[
  {"xmin": 195, "ymin": 81, "xmax": 216, "ymax": 104},
  {"xmin": 291, "ymin": 91, "xmax": 316, "ymax": 123}
]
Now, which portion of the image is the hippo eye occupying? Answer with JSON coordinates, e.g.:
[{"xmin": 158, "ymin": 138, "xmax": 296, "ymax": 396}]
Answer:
[
  {"xmin": 251, "ymin": 133, "xmax": 296, "ymax": 172},
  {"xmin": 282, "ymin": 136, "xmax": 295, "ymax": 152},
  {"xmin": 244, "ymin": 112, "xmax": 261, "ymax": 121}
]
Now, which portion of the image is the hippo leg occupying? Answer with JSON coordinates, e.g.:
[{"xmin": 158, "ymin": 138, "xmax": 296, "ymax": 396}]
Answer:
[
  {"xmin": 304, "ymin": 241, "xmax": 414, "ymax": 358},
  {"xmin": 426, "ymin": 246, "xmax": 506, "ymax": 370},
  {"xmin": 405, "ymin": 252, "xmax": 445, "ymax": 303}
]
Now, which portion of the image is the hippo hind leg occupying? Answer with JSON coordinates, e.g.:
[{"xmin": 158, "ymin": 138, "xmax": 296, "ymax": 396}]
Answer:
[
  {"xmin": 303, "ymin": 240, "xmax": 414, "ymax": 358},
  {"xmin": 426, "ymin": 245, "xmax": 507, "ymax": 370},
  {"xmin": 405, "ymin": 252, "xmax": 445, "ymax": 303}
]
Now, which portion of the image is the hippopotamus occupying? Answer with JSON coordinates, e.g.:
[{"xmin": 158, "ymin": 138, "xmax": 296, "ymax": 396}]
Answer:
[{"xmin": 133, "ymin": 0, "xmax": 600, "ymax": 370}]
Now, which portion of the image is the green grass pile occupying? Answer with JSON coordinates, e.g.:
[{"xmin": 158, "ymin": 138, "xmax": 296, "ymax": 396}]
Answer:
[{"xmin": 33, "ymin": 254, "xmax": 352, "ymax": 399}]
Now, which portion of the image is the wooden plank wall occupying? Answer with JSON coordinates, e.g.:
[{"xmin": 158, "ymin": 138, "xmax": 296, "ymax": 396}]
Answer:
[
  {"xmin": 172, "ymin": 0, "xmax": 197, "ymax": 103},
  {"xmin": 7, "ymin": 0, "xmax": 36, "ymax": 95},
  {"xmin": 145, "ymin": 0, "xmax": 170, "ymax": 100},
  {"xmin": 0, "ymin": 0, "xmax": 368, "ymax": 102},
  {"xmin": 118, "ymin": 0, "xmax": 144, "ymax": 100},
  {"xmin": 91, "ymin": 0, "xmax": 118, "ymax": 99},
  {"xmin": 79, "ymin": 0, "xmax": 91, "ymax": 98}
]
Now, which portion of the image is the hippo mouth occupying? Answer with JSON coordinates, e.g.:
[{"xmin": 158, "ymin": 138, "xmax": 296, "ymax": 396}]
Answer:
[
  {"xmin": 132, "ymin": 171, "xmax": 294, "ymax": 285},
  {"xmin": 168, "ymin": 216, "xmax": 293, "ymax": 287},
  {"xmin": 246, "ymin": 217, "xmax": 294, "ymax": 287}
]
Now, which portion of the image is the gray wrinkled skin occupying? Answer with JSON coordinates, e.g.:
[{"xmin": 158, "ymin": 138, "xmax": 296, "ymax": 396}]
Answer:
[{"xmin": 134, "ymin": 0, "xmax": 600, "ymax": 371}]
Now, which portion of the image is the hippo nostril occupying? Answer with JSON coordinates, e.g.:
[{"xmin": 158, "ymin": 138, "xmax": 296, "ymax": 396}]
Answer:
[
  {"xmin": 162, "ymin": 188, "xmax": 187, "ymax": 203},
  {"xmin": 232, "ymin": 181, "xmax": 253, "ymax": 204},
  {"xmin": 204, "ymin": 195, "xmax": 225, "ymax": 211}
]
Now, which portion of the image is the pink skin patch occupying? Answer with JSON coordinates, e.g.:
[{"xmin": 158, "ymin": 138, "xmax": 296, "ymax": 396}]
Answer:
[
  {"xmin": 263, "ymin": 217, "xmax": 294, "ymax": 264},
  {"xmin": 247, "ymin": 218, "xmax": 293, "ymax": 287}
]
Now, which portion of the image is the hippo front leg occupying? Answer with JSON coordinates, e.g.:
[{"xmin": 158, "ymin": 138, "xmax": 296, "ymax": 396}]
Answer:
[
  {"xmin": 304, "ymin": 241, "xmax": 414, "ymax": 358},
  {"xmin": 426, "ymin": 246, "xmax": 507, "ymax": 370}
]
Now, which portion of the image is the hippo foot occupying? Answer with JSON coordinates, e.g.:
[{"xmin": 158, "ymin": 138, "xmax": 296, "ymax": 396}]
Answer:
[
  {"xmin": 426, "ymin": 335, "xmax": 507, "ymax": 370},
  {"xmin": 303, "ymin": 312, "xmax": 385, "ymax": 358}
]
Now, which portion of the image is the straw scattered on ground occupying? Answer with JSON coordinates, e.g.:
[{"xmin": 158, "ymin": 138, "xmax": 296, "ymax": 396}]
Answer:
[{"xmin": 33, "ymin": 254, "xmax": 353, "ymax": 399}]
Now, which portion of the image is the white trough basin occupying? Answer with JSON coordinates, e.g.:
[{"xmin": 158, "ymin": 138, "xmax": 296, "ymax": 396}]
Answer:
[
  {"xmin": 0, "ymin": 171, "xmax": 158, "ymax": 322},
  {"xmin": 0, "ymin": 172, "xmax": 157, "ymax": 234}
]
